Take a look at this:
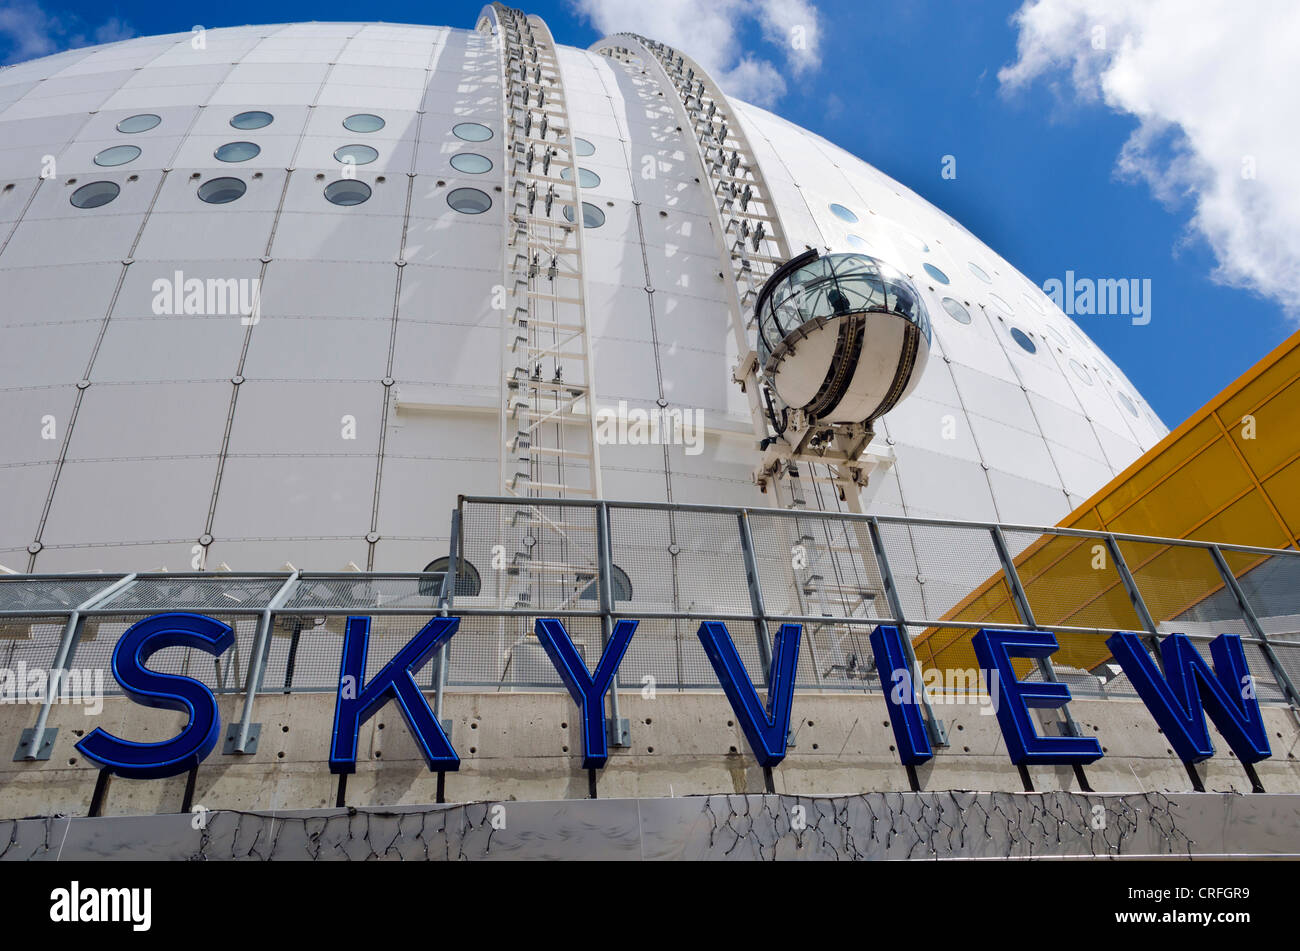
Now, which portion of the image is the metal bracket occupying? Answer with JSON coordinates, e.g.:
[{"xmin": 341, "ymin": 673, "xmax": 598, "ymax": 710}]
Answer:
[
  {"xmin": 732, "ymin": 349, "xmax": 758, "ymax": 387},
  {"xmin": 928, "ymin": 718, "xmax": 949, "ymax": 748},
  {"xmin": 607, "ymin": 717, "xmax": 630, "ymax": 748},
  {"xmin": 15, "ymin": 727, "xmax": 56, "ymax": 761},
  {"xmin": 223, "ymin": 722, "xmax": 260, "ymax": 755}
]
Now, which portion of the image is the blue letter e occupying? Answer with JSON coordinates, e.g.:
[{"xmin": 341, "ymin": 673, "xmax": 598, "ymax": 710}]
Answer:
[
  {"xmin": 971, "ymin": 628, "xmax": 1103, "ymax": 765},
  {"xmin": 76, "ymin": 612, "xmax": 235, "ymax": 779}
]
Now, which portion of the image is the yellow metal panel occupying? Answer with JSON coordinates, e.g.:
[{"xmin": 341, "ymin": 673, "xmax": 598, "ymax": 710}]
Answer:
[
  {"xmin": 1188, "ymin": 490, "xmax": 1292, "ymax": 550},
  {"xmin": 1220, "ymin": 344, "xmax": 1300, "ymax": 428},
  {"xmin": 1263, "ymin": 456, "xmax": 1300, "ymax": 541},
  {"xmin": 1117, "ymin": 540, "xmax": 1225, "ymax": 625},
  {"xmin": 1092, "ymin": 417, "xmax": 1219, "ymax": 524},
  {"xmin": 1050, "ymin": 628, "xmax": 1113, "ymax": 672},
  {"xmin": 1105, "ymin": 437, "xmax": 1252, "ymax": 538},
  {"xmin": 1069, "ymin": 508, "xmax": 1106, "ymax": 532},
  {"xmin": 1228, "ymin": 382, "xmax": 1300, "ymax": 476},
  {"xmin": 913, "ymin": 328, "xmax": 1300, "ymax": 674},
  {"xmin": 1016, "ymin": 534, "xmax": 1138, "ymax": 629}
]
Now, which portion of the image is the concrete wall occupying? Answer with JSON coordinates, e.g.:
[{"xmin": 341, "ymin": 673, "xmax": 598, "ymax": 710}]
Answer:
[
  {"xmin": 6, "ymin": 791, "xmax": 1300, "ymax": 860},
  {"xmin": 2, "ymin": 688, "xmax": 1298, "ymax": 819}
]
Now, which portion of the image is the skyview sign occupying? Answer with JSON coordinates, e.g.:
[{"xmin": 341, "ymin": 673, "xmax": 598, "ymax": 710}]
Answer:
[{"xmin": 73, "ymin": 613, "xmax": 1272, "ymax": 781}]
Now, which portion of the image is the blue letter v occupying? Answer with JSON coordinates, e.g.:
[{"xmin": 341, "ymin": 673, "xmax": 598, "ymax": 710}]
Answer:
[{"xmin": 697, "ymin": 621, "xmax": 801, "ymax": 768}]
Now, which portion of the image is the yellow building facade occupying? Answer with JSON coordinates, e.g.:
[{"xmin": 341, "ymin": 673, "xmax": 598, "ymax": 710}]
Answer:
[{"xmin": 916, "ymin": 328, "xmax": 1300, "ymax": 674}]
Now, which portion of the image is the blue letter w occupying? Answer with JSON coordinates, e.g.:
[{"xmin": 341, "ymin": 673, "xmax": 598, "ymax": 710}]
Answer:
[{"xmin": 1107, "ymin": 631, "xmax": 1271, "ymax": 764}]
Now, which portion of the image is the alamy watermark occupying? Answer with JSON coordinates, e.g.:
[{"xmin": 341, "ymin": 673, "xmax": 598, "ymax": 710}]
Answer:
[
  {"xmin": 50, "ymin": 881, "xmax": 151, "ymax": 931},
  {"xmin": 594, "ymin": 400, "xmax": 704, "ymax": 455},
  {"xmin": 890, "ymin": 664, "xmax": 1001, "ymax": 714},
  {"xmin": 151, "ymin": 269, "xmax": 262, "ymax": 324},
  {"xmin": 0, "ymin": 664, "xmax": 103, "ymax": 715},
  {"xmin": 1042, "ymin": 271, "xmax": 1151, "ymax": 326}
]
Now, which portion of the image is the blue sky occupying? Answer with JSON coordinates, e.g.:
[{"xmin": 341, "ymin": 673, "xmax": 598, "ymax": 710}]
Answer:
[{"xmin": 2, "ymin": 0, "xmax": 1294, "ymax": 430}]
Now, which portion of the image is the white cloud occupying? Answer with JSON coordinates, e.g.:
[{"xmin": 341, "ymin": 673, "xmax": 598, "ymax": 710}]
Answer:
[
  {"xmin": 1000, "ymin": 0, "xmax": 1300, "ymax": 316},
  {"xmin": 718, "ymin": 55, "xmax": 787, "ymax": 106},
  {"xmin": 755, "ymin": 0, "xmax": 822, "ymax": 76},
  {"xmin": 0, "ymin": 2, "xmax": 136, "ymax": 65},
  {"xmin": 571, "ymin": 0, "xmax": 820, "ymax": 105},
  {"xmin": 0, "ymin": 1, "xmax": 60, "ymax": 62}
]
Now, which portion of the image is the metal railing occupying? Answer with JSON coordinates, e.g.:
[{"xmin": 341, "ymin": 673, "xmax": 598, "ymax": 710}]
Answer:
[{"xmin": 3, "ymin": 496, "xmax": 1299, "ymax": 758}]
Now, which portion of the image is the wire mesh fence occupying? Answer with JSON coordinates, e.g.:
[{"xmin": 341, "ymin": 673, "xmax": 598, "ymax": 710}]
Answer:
[
  {"xmin": 0, "ymin": 576, "xmax": 127, "ymax": 614},
  {"xmin": 2, "ymin": 500, "xmax": 1299, "ymax": 709},
  {"xmin": 0, "ymin": 616, "xmax": 74, "ymax": 691},
  {"xmin": 74, "ymin": 614, "xmax": 262, "ymax": 696}
]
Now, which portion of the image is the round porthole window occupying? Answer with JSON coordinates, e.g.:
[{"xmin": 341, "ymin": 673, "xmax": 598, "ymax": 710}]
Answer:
[
  {"xmin": 1021, "ymin": 291, "xmax": 1046, "ymax": 314},
  {"xmin": 901, "ymin": 231, "xmax": 930, "ymax": 252},
  {"xmin": 334, "ymin": 144, "xmax": 378, "ymax": 166},
  {"xmin": 1009, "ymin": 327, "xmax": 1037, "ymax": 353},
  {"xmin": 343, "ymin": 113, "xmax": 385, "ymax": 133},
  {"xmin": 968, "ymin": 262, "xmax": 992, "ymax": 283},
  {"xmin": 1069, "ymin": 359, "xmax": 1092, "ymax": 384},
  {"xmin": 116, "ymin": 114, "xmax": 160, "ymax": 133},
  {"xmin": 324, "ymin": 179, "xmax": 372, "ymax": 206},
  {"xmin": 846, "ymin": 234, "xmax": 870, "ymax": 250},
  {"xmin": 450, "ymin": 152, "xmax": 493, "ymax": 174},
  {"xmin": 94, "ymin": 145, "xmax": 140, "ymax": 167},
  {"xmin": 941, "ymin": 297, "xmax": 971, "ymax": 324},
  {"xmin": 579, "ymin": 565, "xmax": 633, "ymax": 603},
  {"xmin": 1117, "ymin": 391, "xmax": 1139, "ymax": 417},
  {"xmin": 70, "ymin": 181, "xmax": 120, "ymax": 208},
  {"xmin": 560, "ymin": 166, "xmax": 601, "ymax": 188},
  {"xmin": 215, "ymin": 141, "xmax": 260, "ymax": 163},
  {"xmin": 420, "ymin": 557, "xmax": 482, "ymax": 598},
  {"xmin": 197, "ymin": 177, "xmax": 247, "ymax": 204},
  {"xmin": 922, "ymin": 263, "xmax": 949, "ymax": 285},
  {"xmin": 447, "ymin": 186, "xmax": 492, "ymax": 214},
  {"xmin": 452, "ymin": 122, "xmax": 492, "ymax": 142},
  {"xmin": 574, "ymin": 137, "xmax": 595, "ymax": 156},
  {"xmin": 230, "ymin": 111, "xmax": 273, "ymax": 130},
  {"xmin": 563, "ymin": 201, "xmax": 606, "ymax": 228},
  {"xmin": 829, "ymin": 202, "xmax": 858, "ymax": 223},
  {"xmin": 990, "ymin": 293, "xmax": 1014, "ymax": 313}
]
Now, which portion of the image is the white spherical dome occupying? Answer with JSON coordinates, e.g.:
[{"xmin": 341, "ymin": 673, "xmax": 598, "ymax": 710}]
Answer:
[{"xmin": 0, "ymin": 20, "xmax": 1166, "ymax": 574}]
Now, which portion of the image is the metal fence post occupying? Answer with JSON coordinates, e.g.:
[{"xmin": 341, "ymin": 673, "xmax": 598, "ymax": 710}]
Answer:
[
  {"xmin": 16, "ymin": 572, "xmax": 137, "ymax": 761},
  {"xmin": 432, "ymin": 509, "xmax": 460, "ymax": 728},
  {"xmin": 1208, "ymin": 545, "xmax": 1300, "ymax": 711},
  {"xmin": 867, "ymin": 517, "xmax": 946, "ymax": 747},
  {"xmin": 597, "ymin": 501, "xmax": 629, "ymax": 747},
  {"xmin": 989, "ymin": 526, "xmax": 1086, "ymax": 742},
  {"xmin": 228, "ymin": 570, "xmax": 299, "ymax": 755},
  {"xmin": 1104, "ymin": 535, "xmax": 1164, "ymax": 666},
  {"xmin": 737, "ymin": 509, "xmax": 774, "ymax": 681},
  {"xmin": 1105, "ymin": 534, "xmax": 1214, "ymax": 790}
]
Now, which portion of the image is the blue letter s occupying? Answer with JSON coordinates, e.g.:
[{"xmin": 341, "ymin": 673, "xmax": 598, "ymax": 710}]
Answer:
[{"xmin": 76, "ymin": 612, "xmax": 235, "ymax": 779}]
